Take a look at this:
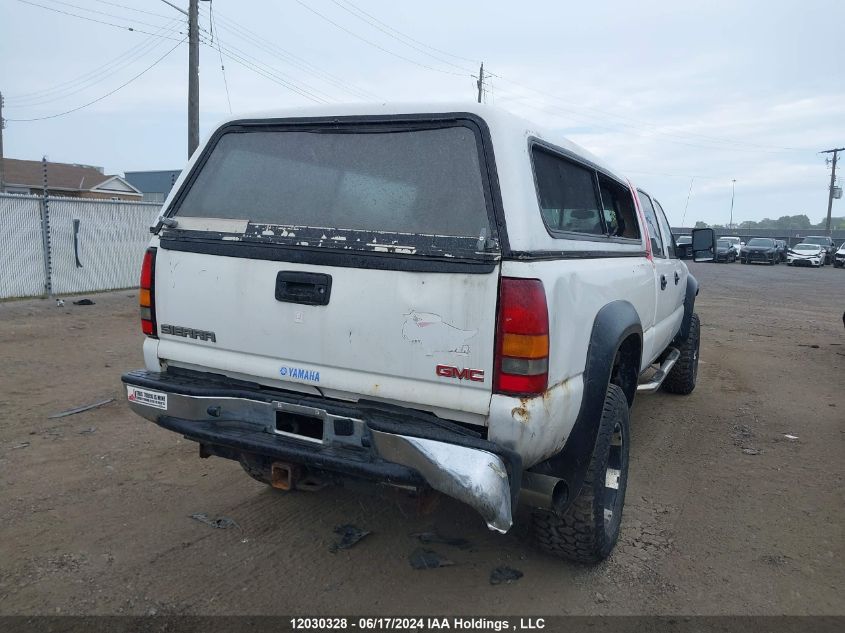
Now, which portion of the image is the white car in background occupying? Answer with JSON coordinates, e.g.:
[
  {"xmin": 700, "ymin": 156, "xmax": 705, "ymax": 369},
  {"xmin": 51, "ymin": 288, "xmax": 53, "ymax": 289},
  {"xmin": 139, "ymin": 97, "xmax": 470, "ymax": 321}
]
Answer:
[
  {"xmin": 722, "ymin": 236, "xmax": 743, "ymax": 260},
  {"xmin": 787, "ymin": 243, "xmax": 825, "ymax": 267},
  {"xmin": 834, "ymin": 242, "xmax": 845, "ymax": 268}
]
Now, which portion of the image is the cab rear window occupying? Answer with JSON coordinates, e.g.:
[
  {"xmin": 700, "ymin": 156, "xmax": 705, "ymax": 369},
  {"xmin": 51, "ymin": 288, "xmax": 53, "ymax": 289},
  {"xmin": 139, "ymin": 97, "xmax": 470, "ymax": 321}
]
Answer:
[
  {"xmin": 531, "ymin": 145, "xmax": 640, "ymax": 241},
  {"xmin": 169, "ymin": 124, "xmax": 495, "ymax": 256}
]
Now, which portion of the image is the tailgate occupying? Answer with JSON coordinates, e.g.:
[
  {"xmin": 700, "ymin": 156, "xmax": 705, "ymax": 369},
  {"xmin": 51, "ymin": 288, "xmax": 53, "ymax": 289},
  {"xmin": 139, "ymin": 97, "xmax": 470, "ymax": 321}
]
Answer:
[{"xmin": 154, "ymin": 248, "xmax": 500, "ymax": 416}]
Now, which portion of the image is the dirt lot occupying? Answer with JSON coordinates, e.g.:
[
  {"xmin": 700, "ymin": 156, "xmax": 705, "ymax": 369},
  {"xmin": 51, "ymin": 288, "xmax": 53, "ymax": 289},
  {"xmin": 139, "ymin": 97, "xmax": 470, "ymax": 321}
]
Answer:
[{"xmin": 0, "ymin": 261, "xmax": 843, "ymax": 616}]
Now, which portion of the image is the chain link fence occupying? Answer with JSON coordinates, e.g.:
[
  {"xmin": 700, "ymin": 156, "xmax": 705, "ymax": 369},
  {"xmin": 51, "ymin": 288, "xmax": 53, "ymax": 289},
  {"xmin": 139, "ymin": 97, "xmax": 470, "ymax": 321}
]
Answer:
[{"xmin": 0, "ymin": 193, "xmax": 161, "ymax": 300}]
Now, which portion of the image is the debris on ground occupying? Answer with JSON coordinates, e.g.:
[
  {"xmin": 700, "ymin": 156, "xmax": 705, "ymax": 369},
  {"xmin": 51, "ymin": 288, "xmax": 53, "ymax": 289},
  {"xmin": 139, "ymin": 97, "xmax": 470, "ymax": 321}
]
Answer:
[
  {"xmin": 594, "ymin": 592, "xmax": 609, "ymax": 603},
  {"xmin": 411, "ymin": 530, "xmax": 472, "ymax": 550},
  {"xmin": 742, "ymin": 448, "xmax": 762, "ymax": 455},
  {"xmin": 48, "ymin": 398, "xmax": 114, "ymax": 419},
  {"xmin": 189, "ymin": 513, "xmax": 239, "ymax": 529},
  {"xmin": 783, "ymin": 434, "xmax": 799, "ymax": 441},
  {"xmin": 490, "ymin": 566, "xmax": 523, "ymax": 585},
  {"xmin": 78, "ymin": 427, "xmax": 97, "ymax": 435},
  {"xmin": 409, "ymin": 548, "xmax": 455, "ymax": 570},
  {"xmin": 329, "ymin": 524, "xmax": 370, "ymax": 553},
  {"xmin": 73, "ymin": 299, "xmax": 96, "ymax": 306},
  {"xmin": 55, "ymin": 299, "xmax": 65, "ymax": 307},
  {"xmin": 12, "ymin": 442, "xmax": 30, "ymax": 449}
]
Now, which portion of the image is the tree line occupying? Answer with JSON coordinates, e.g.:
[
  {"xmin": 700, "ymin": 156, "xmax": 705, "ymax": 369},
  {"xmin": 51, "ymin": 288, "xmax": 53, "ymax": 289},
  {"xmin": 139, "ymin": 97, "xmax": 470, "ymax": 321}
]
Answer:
[{"xmin": 693, "ymin": 215, "xmax": 845, "ymax": 230}]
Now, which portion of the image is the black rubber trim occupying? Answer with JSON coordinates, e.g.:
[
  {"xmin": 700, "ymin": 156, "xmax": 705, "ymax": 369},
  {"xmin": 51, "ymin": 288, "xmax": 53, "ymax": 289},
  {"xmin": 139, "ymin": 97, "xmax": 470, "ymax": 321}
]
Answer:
[
  {"xmin": 157, "ymin": 415, "xmax": 423, "ymax": 485},
  {"xmin": 675, "ymin": 273, "xmax": 699, "ymax": 343},
  {"xmin": 159, "ymin": 238, "xmax": 499, "ymax": 274},
  {"xmin": 506, "ymin": 249, "xmax": 646, "ymax": 261},
  {"xmin": 527, "ymin": 300, "xmax": 642, "ymax": 513},
  {"xmin": 122, "ymin": 368, "xmax": 522, "ymax": 505}
]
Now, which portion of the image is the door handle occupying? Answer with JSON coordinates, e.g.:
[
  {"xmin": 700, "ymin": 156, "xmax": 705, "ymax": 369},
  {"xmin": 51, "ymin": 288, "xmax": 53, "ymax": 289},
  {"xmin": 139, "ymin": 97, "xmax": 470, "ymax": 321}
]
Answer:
[
  {"xmin": 275, "ymin": 271, "xmax": 332, "ymax": 306},
  {"xmin": 674, "ymin": 271, "xmax": 680, "ymax": 285},
  {"xmin": 660, "ymin": 274, "xmax": 667, "ymax": 290}
]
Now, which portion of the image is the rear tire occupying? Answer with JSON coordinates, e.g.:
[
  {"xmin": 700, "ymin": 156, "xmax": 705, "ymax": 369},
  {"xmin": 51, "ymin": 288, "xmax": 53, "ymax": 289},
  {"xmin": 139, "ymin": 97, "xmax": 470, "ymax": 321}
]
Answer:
[
  {"xmin": 663, "ymin": 313, "xmax": 700, "ymax": 395},
  {"xmin": 532, "ymin": 384, "xmax": 630, "ymax": 563}
]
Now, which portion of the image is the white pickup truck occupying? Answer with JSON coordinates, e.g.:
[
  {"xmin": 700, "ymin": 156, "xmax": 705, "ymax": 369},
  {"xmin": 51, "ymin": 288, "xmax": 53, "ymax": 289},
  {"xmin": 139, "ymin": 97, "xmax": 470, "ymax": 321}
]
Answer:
[{"xmin": 123, "ymin": 104, "xmax": 715, "ymax": 562}]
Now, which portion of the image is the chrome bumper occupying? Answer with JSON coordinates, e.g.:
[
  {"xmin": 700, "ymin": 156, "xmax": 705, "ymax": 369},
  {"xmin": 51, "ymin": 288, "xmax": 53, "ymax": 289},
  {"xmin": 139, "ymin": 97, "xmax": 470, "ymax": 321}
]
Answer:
[{"xmin": 124, "ymin": 384, "xmax": 513, "ymax": 533}]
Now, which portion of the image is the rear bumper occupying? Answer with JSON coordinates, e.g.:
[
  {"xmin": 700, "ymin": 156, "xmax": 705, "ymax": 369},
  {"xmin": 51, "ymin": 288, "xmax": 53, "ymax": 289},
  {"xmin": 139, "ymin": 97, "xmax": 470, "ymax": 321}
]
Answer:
[{"xmin": 122, "ymin": 369, "xmax": 521, "ymax": 533}]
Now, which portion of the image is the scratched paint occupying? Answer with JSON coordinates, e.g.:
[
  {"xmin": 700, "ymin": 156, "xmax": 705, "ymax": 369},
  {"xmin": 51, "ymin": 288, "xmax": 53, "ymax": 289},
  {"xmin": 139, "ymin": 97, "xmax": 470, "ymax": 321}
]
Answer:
[{"xmin": 402, "ymin": 310, "xmax": 477, "ymax": 356}]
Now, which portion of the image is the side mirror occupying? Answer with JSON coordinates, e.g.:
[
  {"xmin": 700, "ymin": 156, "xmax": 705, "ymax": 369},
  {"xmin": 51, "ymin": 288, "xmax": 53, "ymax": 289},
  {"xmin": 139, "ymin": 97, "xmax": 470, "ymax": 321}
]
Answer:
[{"xmin": 691, "ymin": 228, "xmax": 715, "ymax": 262}]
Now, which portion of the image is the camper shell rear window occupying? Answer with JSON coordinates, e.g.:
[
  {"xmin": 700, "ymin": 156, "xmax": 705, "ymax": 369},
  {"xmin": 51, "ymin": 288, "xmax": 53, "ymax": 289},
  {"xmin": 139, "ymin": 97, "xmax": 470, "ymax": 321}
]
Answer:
[{"xmin": 164, "ymin": 120, "xmax": 498, "ymax": 259}]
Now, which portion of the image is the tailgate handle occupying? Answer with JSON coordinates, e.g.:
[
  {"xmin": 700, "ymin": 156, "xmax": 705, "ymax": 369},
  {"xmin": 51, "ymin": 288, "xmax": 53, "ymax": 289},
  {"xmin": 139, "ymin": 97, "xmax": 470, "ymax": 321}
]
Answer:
[{"xmin": 275, "ymin": 271, "xmax": 332, "ymax": 306}]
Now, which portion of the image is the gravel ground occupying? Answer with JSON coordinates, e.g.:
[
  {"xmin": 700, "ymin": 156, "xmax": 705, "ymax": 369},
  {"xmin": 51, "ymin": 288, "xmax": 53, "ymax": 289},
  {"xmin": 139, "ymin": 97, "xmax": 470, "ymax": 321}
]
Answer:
[{"xmin": 0, "ymin": 261, "xmax": 842, "ymax": 615}]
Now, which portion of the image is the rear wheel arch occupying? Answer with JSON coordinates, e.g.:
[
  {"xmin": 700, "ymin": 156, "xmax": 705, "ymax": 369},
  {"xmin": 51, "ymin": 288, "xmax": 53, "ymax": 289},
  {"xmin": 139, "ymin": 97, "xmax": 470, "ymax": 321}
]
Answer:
[{"xmin": 527, "ymin": 300, "xmax": 641, "ymax": 514}]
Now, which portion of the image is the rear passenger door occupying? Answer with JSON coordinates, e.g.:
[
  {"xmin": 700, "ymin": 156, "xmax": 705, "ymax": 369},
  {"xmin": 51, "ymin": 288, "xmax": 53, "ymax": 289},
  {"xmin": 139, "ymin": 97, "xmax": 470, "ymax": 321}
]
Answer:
[
  {"xmin": 637, "ymin": 190, "xmax": 680, "ymax": 360},
  {"xmin": 653, "ymin": 198, "xmax": 686, "ymax": 339}
]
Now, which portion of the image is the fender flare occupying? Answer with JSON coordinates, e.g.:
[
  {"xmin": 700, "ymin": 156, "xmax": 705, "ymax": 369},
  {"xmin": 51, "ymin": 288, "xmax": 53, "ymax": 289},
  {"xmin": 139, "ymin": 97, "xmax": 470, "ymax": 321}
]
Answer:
[
  {"xmin": 675, "ymin": 273, "xmax": 699, "ymax": 343},
  {"xmin": 527, "ymin": 300, "xmax": 642, "ymax": 513}
]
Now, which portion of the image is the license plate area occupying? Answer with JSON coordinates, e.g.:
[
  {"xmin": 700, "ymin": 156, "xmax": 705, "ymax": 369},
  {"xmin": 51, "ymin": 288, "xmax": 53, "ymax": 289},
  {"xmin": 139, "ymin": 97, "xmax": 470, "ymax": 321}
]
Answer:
[
  {"xmin": 275, "ymin": 410, "xmax": 324, "ymax": 442},
  {"xmin": 271, "ymin": 401, "xmax": 366, "ymax": 448}
]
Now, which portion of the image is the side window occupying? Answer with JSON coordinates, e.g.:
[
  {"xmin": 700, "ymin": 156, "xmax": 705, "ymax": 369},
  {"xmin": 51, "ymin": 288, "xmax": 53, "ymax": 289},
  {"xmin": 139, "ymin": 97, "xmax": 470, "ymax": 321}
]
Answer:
[
  {"xmin": 598, "ymin": 175, "xmax": 640, "ymax": 240},
  {"xmin": 532, "ymin": 148, "xmax": 604, "ymax": 236},
  {"xmin": 637, "ymin": 191, "xmax": 665, "ymax": 258},
  {"xmin": 653, "ymin": 199, "xmax": 676, "ymax": 258}
]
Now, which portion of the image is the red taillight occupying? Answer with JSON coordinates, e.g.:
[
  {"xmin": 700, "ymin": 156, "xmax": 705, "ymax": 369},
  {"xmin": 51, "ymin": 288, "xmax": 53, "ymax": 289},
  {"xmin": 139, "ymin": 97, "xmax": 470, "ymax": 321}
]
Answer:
[
  {"xmin": 140, "ymin": 248, "xmax": 157, "ymax": 337},
  {"xmin": 494, "ymin": 277, "xmax": 549, "ymax": 396}
]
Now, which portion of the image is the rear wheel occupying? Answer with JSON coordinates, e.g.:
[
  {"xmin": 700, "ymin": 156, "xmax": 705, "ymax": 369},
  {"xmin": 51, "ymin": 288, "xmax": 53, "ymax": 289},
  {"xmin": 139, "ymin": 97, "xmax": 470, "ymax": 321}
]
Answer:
[
  {"xmin": 532, "ymin": 383, "xmax": 630, "ymax": 563},
  {"xmin": 663, "ymin": 313, "xmax": 700, "ymax": 395}
]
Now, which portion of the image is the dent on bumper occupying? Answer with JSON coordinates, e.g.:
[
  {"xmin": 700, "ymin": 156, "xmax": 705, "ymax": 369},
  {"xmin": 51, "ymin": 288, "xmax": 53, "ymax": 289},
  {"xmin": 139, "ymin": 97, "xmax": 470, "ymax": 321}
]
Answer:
[
  {"xmin": 370, "ymin": 431, "xmax": 512, "ymax": 533},
  {"xmin": 123, "ymin": 376, "xmax": 514, "ymax": 533}
]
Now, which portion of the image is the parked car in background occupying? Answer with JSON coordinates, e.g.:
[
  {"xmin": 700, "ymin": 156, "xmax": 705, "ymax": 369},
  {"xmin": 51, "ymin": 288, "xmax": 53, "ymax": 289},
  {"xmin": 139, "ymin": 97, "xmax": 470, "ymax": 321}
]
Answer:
[
  {"xmin": 774, "ymin": 240, "xmax": 787, "ymax": 262},
  {"xmin": 787, "ymin": 243, "xmax": 826, "ymax": 267},
  {"xmin": 801, "ymin": 236, "xmax": 835, "ymax": 265},
  {"xmin": 741, "ymin": 238, "xmax": 779, "ymax": 265},
  {"xmin": 675, "ymin": 234, "xmax": 693, "ymax": 259},
  {"xmin": 722, "ymin": 236, "xmax": 743, "ymax": 260},
  {"xmin": 714, "ymin": 238, "xmax": 738, "ymax": 263},
  {"xmin": 833, "ymin": 242, "xmax": 845, "ymax": 268}
]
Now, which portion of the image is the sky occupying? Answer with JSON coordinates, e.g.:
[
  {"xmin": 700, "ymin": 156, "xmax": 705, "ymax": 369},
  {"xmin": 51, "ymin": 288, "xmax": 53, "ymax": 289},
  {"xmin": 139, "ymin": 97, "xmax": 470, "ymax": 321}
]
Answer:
[{"xmin": 1, "ymin": 0, "xmax": 843, "ymax": 226}]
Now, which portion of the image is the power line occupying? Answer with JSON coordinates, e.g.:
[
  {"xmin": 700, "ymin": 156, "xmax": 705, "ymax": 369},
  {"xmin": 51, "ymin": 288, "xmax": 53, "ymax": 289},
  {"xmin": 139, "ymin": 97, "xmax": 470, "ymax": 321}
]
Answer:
[
  {"xmin": 291, "ymin": 0, "xmax": 469, "ymax": 77},
  {"xmin": 333, "ymin": 0, "xmax": 479, "ymax": 64},
  {"xmin": 91, "ymin": 0, "xmax": 175, "ymax": 20},
  {"xmin": 197, "ymin": 4, "xmax": 380, "ymax": 101},
  {"xmin": 208, "ymin": 0, "xmax": 232, "ymax": 114},
  {"xmin": 327, "ymin": 0, "xmax": 475, "ymax": 73},
  {"xmin": 209, "ymin": 36, "xmax": 335, "ymax": 102},
  {"xmin": 37, "ymin": 0, "xmax": 178, "ymax": 32},
  {"xmin": 6, "ymin": 39, "xmax": 185, "ymax": 122},
  {"xmin": 209, "ymin": 40, "xmax": 329, "ymax": 104},
  {"xmin": 15, "ymin": 0, "xmax": 188, "ymax": 40},
  {"xmin": 5, "ymin": 19, "xmax": 183, "ymax": 106}
]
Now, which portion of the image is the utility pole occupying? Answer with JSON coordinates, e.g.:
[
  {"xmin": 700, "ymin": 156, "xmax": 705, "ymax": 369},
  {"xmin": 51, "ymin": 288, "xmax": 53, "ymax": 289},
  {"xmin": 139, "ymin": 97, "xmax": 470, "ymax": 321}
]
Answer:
[
  {"xmin": 160, "ymin": 0, "xmax": 202, "ymax": 157},
  {"xmin": 188, "ymin": 0, "xmax": 200, "ymax": 157},
  {"xmin": 476, "ymin": 62, "xmax": 484, "ymax": 104},
  {"xmin": 0, "ymin": 91, "xmax": 5, "ymax": 193},
  {"xmin": 729, "ymin": 178, "xmax": 736, "ymax": 229},
  {"xmin": 821, "ymin": 147, "xmax": 844, "ymax": 235}
]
